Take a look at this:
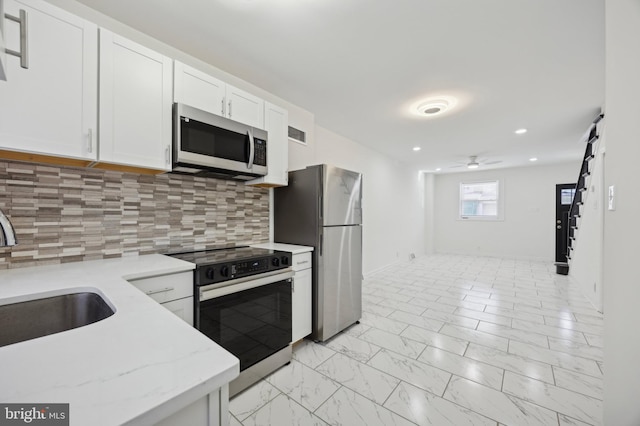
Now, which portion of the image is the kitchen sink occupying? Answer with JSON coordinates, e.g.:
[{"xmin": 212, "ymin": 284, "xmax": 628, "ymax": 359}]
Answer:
[{"xmin": 0, "ymin": 292, "xmax": 115, "ymax": 348}]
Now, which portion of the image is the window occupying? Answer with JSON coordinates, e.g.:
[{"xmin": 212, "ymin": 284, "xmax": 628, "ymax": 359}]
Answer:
[{"xmin": 459, "ymin": 180, "xmax": 501, "ymax": 220}]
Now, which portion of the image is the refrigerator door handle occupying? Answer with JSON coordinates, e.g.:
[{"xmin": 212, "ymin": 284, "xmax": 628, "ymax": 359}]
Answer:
[
  {"xmin": 318, "ymin": 194, "xmax": 323, "ymax": 222},
  {"xmin": 319, "ymin": 229, "xmax": 323, "ymax": 256}
]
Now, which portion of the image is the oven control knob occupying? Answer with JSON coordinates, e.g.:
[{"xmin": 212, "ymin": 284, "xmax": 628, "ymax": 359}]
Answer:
[
  {"xmin": 220, "ymin": 266, "xmax": 230, "ymax": 277},
  {"xmin": 272, "ymin": 257, "xmax": 280, "ymax": 267},
  {"xmin": 205, "ymin": 268, "xmax": 215, "ymax": 280},
  {"xmin": 281, "ymin": 256, "xmax": 289, "ymax": 266}
]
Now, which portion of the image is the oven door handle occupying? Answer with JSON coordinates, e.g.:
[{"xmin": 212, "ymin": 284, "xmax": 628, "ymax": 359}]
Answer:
[{"xmin": 199, "ymin": 270, "xmax": 294, "ymax": 301}]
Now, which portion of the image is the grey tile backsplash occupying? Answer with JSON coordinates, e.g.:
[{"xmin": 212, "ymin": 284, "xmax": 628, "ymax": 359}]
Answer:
[{"xmin": 0, "ymin": 160, "xmax": 270, "ymax": 269}]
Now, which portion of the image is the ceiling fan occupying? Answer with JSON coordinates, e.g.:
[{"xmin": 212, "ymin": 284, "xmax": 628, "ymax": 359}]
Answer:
[{"xmin": 449, "ymin": 155, "xmax": 502, "ymax": 169}]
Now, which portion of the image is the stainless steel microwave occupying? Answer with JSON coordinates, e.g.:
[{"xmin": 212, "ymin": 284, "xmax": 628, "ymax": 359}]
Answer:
[{"xmin": 172, "ymin": 103, "xmax": 268, "ymax": 180}]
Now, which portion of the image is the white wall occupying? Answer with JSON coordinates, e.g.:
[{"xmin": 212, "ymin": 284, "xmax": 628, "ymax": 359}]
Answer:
[
  {"xmin": 432, "ymin": 163, "xmax": 578, "ymax": 261},
  {"xmin": 294, "ymin": 126, "xmax": 425, "ymax": 276},
  {"xmin": 569, "ymin": 131, "xmax": 605, "ymax": 312},
  {"xmin": 603, "ymin": 0, "xmax": 640, "ymax": 424}
]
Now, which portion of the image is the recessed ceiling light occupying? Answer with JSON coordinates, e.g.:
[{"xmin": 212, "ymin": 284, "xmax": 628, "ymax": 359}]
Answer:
[
  {"xmin": 435, "ymin": 168, "xmax": 442, "ymax": 171},
  {"xmin": 515, "ymin": 128, "xmax": 528, "ymax": 135},
  {"xmin": 414, "ymin": 96, "xmax": 458, "ymax": 117},
  {"xmin": 413, "ymin": 146, "xmax": 421, "ymax": 151},
  {"xmin": 529, "ymin": 157, "xmax": 538, "ymax": 162}
]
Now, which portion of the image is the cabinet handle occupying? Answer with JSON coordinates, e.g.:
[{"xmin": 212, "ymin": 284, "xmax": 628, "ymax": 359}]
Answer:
[
  {"xmin": 165, "ymin": 146, "xmax": 170, "ymax": 165},
  {"xmin": 146, "ymin": 287, "xmax": 175, "ymax": 296},
  {"xmin": 228, "ymin": 99, "xmax": 232, "ymax": 118},
  {"xmin": 5, "ymin": 10, "xmax": 29, "ymax": 69},
  {"xmin": 297, "ymin": 260, "xmax": 309, "ymax": 265},
  {"xmin": 87, "ymin": 128, "xmax": 93, "ymax": 153},
  {"xmin": 221, "ymin": 98, "xmax": 225, "ymax": 116}
]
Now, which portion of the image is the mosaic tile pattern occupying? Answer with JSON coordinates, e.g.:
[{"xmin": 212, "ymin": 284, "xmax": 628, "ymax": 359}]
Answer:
[{"xmin": 0, "ymin": 160, "xmax": 269, "ymax": 269}]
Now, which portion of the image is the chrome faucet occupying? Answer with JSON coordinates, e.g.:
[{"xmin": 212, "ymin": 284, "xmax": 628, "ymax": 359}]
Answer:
[{"xmin": 0, "ymin": 209, "xmax": 17, "ymax": 247}]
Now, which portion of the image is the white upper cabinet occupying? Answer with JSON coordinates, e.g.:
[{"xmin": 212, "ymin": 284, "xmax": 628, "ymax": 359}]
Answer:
[
  {"xmin": 174, "ymin": 61, "xmax": 225, "ymax": 116},
  {"xmin": 246, "ymin": 101, "xmax": 288, "ymax": 187},
  {"xmin": 0, "ymin": 0, "xmax": 98, "ymax": 161},
  {"xmin": 99, "ymin": 29, "xmax": 173, "ymax": 171},
  {"xmin": 0, "ymin": 0, "xmax": 7, "ymax": 81},
  {"xmin": 225, "ymin": 84, "xmax": 264, "ymax": 129},
  {"xmin": 174, "ymin": 60, "xmax": 264, "ymax": 129}
]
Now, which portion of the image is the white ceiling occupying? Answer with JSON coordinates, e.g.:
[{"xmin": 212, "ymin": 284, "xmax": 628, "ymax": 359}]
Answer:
[{"xmin": 74, "ymin": 0, "xmax": 605, "ymax": 173}]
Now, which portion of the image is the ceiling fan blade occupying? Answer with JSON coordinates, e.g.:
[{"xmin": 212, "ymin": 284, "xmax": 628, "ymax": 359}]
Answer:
[
  {"xmin": 483, "ymin": 160, "xmax": 502, "ymax": 165},
  {"xmin": 448, "ymin": 164, "xmax": 465, "ymax": 169}
]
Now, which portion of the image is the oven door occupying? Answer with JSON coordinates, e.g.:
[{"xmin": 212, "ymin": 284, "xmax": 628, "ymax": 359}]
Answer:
[{"xmin": 196, "ymin": 270, "xmax": 293, "ymax": 371}]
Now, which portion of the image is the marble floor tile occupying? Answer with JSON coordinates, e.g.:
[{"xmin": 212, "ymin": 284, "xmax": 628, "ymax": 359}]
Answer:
[
  {"xmin": 583, "ymin": 333, "xmax": 604, "ymax": 348},
  {"xmin": 437, "ymin": 296, "xmax": 487, "ymax": 312},
  {"xmin": 384, "ymin": 381, "xmax": 496, "ymax": 426},
  {"xmin": 464, "ymin": 342, "xmax": 555, "ymax": 384},
  {"xmin": 362, "ymin": 302, "xmax": 396, "ymax": 317},
  {"xmin": 548, "ymin": 337, "xmax": 603, "ymax": 362},
  {"xmin": 368, "ymin": 349, "xmax": 451, "ymax": 396},
  {"xmin": 417, "ymin": 346, "xmax": 504, "ymax": 390},
  {"xmin": 508, "ymin": 341, "xmax": 601, "ymax": 377},
  {"xmin": 511, "ymin": 318, "xmax": 588, "ymax": 344},
  {"xmin": 400, "ymin": 324, "xmax": 469, "ymax": 355},
  {"xmin": 465, "ymin": 294, "xmax": 514, "ymax": 309},
  {"xmin": 476, "ymin": 321, "xmax": 549, "ymax": 348},
  {"xmin": 543, "ymin": 316, "xmax": 604, "ymax": 335},
  {"xmin": 440, "ymin": 324, "xmax": 509, "ymax": 352},
  {"xmin": 387, "ymin": 310, "xmax": 444, "ymax": 333},
  {"xmin": 242, "ymin": 393, "xmax": 327, "ymax": 426},
  {"xmin": 453, "ymin": 307, "xmax": 513, "ymax": 327},
  {"xmin": 377, "ymin": 298, "xmax": 427, "ymax": 315},
  {"xmin": 315, "ymin": 386, "xmax": 415, "ymax": 426},
  {"xmin": 324, "ymin": 332, "xmax": 382, "ymax": 363},
  {"xmin": 360, "ymin": 311, "xmax": 411, "ymax": 335},
  {"xmin": 266, "ymin": 359, "xmax": 340, "ymax": 411},
  {"xmin": 360, "ymin": 327, "xmax": 427, "ymax": 359},
  {"xmin": 315, "ymin": 352, "xmax": 400, "ymax": 404},
  {"xmin": 573, "ymin": 312, "xmax": 604, "ymax": 326},
  {"xmin": 552, "ymin": 367, "xmax": 603, "ymax": 400},
  {"xmin": 420, "ymin": 308, "xmax": 479, "ymax": 329},
  {"xmin": 292, "ymin": 339, "xmax": 337, "ymax": 369},
  {"xmin": 230, "ymin": 254, "xmax": 604, "ymax": 425},
  {"xmin": 483, "ymin": 305, "xmax": 545, "ymax": 323},
  {"xmin": 559, "ymin": 413, "xmax": 595, "ymax": 426},
  {"xmin": 443, "ymin": 375, "xmax": 558, "ymax": 426},
  {"xmin": 502, "ymin": 371, "xmax": 602, "ymax": 425},
  {"xmin": 229, "ymin": 380, "xmax": 280, "ymax": 421}
]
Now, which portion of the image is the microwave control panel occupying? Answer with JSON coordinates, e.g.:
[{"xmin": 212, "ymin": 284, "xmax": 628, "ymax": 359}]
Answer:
[{"xmin": 254, "ymin": 138, "xmax": 267, "ymax": 166}]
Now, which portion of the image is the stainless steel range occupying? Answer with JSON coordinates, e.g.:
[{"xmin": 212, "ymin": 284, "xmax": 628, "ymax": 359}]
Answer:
[{"xmin": 168, "ymin": 246, "xmax": 293, "ymax": 397}]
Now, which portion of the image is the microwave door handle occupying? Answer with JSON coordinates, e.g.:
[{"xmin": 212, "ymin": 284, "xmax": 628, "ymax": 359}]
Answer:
[{"xmin": 247, "ymin": 129, "xmax": 255, "ymax": 169}]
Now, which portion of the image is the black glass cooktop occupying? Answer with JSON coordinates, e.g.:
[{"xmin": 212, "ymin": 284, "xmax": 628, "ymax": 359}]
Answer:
[{"xmin": 167, "ymin": 246, "xmax": 280, "ymax": 266}]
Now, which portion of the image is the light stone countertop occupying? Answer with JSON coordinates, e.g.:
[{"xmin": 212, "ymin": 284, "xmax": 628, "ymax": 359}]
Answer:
[
  {"xmin": 250, "ymin": 242, "xmax": 314, "ymax": 255},
  {"xmin": 0, "ymin": 254, "xmax": 239, "ymax": 426}
]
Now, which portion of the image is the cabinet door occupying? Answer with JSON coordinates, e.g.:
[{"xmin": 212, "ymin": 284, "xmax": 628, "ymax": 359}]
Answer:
[
  {"xmin": 174, "ymin": 60, "xmax": 225, "ymax": 116},
  {"xmin": 161, "ymin": 297, "xmax": 194, "ymax": 326},
  {"xmin": 246, "ymin": 102, "xmax": 288, "ymax": 187},
  {"xmin": 0, "ymin": 0, "xmax": 6, "ymax": 81},
  {"xmin": 0, "ymin": 0, "xmax": 97, "ymax": 160},
  {"xmin": 292, "ymin": 267, "xmax": 312, "ymax": 342},
  {"xmin": 225, "ymin": 84, "xmax": 264, "ymax": 129},
  {"xmin": 99, "ymin": 29, "xmax": 172, "ymax": 171}
]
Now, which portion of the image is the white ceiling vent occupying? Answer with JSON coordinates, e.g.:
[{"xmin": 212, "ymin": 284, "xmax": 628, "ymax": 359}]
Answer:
[{"xmin": 288, "ymin": 126, "xmax": 307, "ymax": 145}]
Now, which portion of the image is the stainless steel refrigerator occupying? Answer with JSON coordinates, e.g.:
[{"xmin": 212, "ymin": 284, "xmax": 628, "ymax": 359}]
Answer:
[{"xmin": 274, "ymin": 164, "xmax": 362, "ymax": 342}]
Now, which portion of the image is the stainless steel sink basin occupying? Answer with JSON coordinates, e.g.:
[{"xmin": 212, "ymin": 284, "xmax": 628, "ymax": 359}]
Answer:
[{"xmin": 0, "ymin": 292, "xmax": 115, "ymax": 348}]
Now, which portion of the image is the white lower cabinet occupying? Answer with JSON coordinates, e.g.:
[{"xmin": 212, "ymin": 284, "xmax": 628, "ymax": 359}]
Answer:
[
  {"xmin": 155, "ymin": 384, "xmax": 229, "ymax": 426},
  {"xmin": 292, "ymin": 252, "xmax": 312, "ymax": 342},
  {"xmin": 128, "ymin": 271, "xmax": 194, "ymax": 326},
  {"xmin": 98, "ymin": 29, "xmax": 173, "ymax": 171}
]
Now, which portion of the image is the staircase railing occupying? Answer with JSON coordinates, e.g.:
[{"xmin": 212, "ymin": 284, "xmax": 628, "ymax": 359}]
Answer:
[{"xmin": 566, "ymin": 113, "xmax": 604, "ymax": 263}]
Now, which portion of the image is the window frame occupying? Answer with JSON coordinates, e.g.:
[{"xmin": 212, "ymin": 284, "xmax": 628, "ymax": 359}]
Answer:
[{"xmin": 458, "ymin": 179, "xmax": 504, "ymax": 221}]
